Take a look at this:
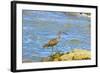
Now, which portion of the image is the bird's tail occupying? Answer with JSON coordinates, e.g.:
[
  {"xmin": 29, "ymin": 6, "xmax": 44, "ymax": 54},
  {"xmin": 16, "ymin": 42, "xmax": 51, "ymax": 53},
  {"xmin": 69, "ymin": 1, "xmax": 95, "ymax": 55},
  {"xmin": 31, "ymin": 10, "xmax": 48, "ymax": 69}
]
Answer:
[{"xmin": 43, "ymin": 44, "xmax": 49, "ymax": 48}]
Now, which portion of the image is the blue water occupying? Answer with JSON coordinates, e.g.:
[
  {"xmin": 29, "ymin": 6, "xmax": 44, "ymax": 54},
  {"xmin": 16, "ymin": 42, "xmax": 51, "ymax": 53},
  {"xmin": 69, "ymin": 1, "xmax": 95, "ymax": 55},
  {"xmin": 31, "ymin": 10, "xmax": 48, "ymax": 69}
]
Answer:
[{"xmin": 22, "ymin": 10, "xmax": 91, "ymax": 62}]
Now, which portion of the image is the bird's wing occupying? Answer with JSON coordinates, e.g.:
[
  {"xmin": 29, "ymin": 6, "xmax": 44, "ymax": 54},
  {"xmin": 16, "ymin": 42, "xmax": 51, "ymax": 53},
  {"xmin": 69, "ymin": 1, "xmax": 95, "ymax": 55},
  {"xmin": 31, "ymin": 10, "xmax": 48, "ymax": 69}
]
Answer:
[
  {"xmin": 48, "ymin": 38, "xmax": 58, "ymax": 45},
  {"xmin": 48, "ymin": 38, "xmax": 56, "ymax": 43}
]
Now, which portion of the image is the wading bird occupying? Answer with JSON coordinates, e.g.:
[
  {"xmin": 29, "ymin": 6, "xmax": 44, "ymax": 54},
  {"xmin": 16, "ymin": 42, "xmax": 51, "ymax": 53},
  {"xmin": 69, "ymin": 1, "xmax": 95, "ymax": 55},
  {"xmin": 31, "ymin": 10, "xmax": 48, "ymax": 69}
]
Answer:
[{"xmin": 43, "ymin": 31, "xmax": 67, "ymax": 54}]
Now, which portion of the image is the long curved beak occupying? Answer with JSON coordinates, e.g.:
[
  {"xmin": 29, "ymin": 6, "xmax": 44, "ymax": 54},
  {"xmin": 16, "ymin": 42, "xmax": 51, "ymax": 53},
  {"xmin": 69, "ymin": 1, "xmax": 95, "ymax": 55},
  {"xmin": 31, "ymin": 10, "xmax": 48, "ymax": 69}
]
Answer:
[{"xmin": 62, "ymin": 32, "xmax": 68, "ymax": 35}]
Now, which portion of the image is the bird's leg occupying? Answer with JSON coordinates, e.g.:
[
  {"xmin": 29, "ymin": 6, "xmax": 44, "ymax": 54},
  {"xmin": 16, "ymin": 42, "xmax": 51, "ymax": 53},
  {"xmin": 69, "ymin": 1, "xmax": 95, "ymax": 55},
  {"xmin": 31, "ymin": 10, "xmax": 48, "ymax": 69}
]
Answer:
[
  {"xmin": 55, "ymin": 46, "xmax": 59, "ymax": 54},
  {"xmin": 53, "ymin": 46, "xmax": 55, "ymax": 54},
  {"xmin": 51, "ymin": 47, "xmax": 54, "ymax": 55}
]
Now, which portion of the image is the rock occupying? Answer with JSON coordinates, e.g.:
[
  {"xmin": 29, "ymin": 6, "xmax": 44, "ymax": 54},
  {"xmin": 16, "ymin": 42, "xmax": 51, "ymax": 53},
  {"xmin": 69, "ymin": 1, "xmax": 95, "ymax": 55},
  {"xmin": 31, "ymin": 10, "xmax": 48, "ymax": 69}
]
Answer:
[
  {"xmin": 72, "ymin": 49, "xmax": 91, "ymax": 60},
  {"xmin": 60, "ymin": 53, "xmax": 74, "ymax": 61},
  {"xmin": 42, "ymin": 49, "xmax": 91, "ymax": 61},
  {"xmin": 60, "ymin": 49, "xmax": 91, "ymax": 61}
]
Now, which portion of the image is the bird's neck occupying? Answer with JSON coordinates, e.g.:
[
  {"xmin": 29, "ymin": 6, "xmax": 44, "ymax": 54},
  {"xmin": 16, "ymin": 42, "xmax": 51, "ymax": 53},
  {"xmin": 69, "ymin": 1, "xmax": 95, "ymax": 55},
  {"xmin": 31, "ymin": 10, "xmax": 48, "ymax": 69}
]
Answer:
[{"xmin": 57, "ymin": 35, "xmax": 61, "ymax": 40}]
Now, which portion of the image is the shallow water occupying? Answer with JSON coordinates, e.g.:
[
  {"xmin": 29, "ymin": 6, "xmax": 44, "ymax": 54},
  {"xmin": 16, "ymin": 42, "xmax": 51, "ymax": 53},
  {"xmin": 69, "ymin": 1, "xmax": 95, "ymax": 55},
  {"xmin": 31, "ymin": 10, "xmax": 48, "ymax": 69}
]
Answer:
[{"xmin": 22, "ymin": 10, "xmax": 91, "ymax": 62}]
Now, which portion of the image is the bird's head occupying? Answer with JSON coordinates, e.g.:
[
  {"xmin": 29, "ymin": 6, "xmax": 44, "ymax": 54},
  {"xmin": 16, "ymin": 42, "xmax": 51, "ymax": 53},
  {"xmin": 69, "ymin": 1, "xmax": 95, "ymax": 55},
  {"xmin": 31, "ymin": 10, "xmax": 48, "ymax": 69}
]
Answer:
[
  {"xmin": 57, "ymin": 31, "xmax": 68, "ymax": 35},
  {"xmin": 57, "ymin": 31, "xmax": 68, "ymax": 39}
]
